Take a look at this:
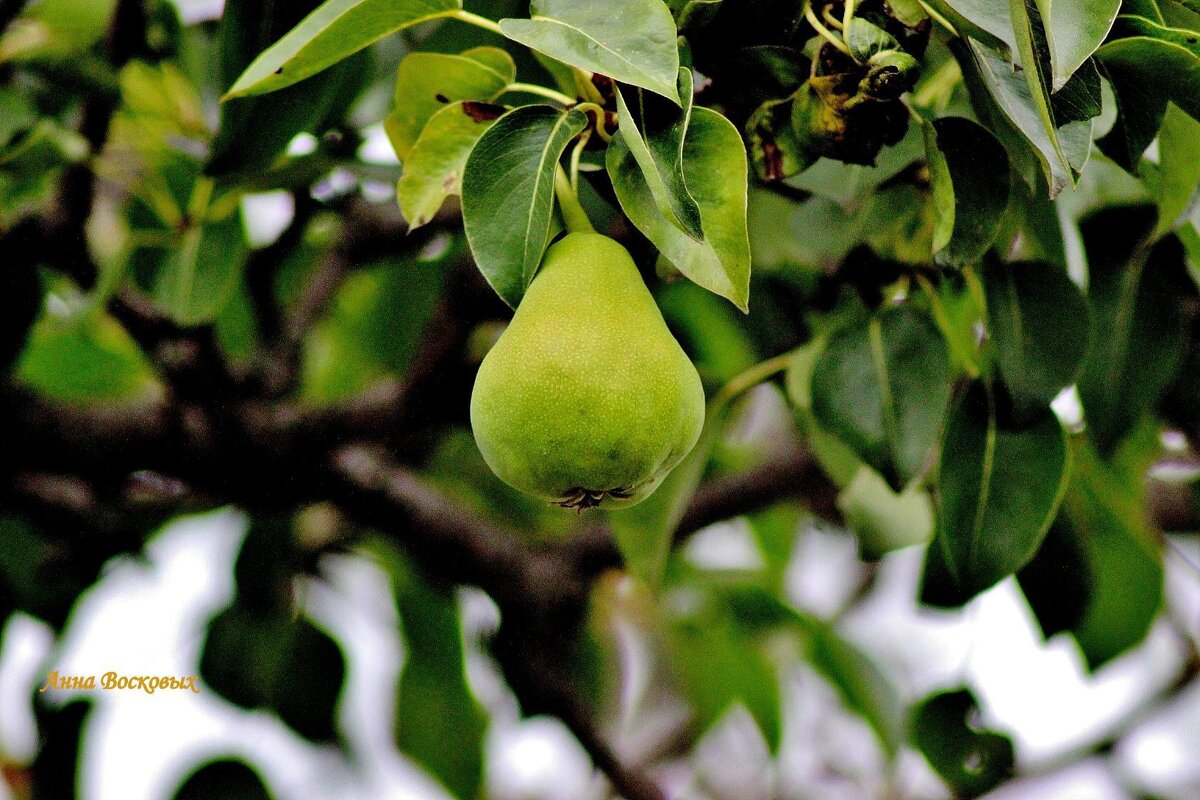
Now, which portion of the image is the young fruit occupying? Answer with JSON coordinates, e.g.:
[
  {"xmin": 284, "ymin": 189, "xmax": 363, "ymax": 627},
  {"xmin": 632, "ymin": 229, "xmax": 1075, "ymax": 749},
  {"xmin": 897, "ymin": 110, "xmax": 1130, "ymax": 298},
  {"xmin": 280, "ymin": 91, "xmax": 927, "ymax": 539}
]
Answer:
[{"xmin": 470, "ymin": 232, "xmax": 706, "ymax": 510}]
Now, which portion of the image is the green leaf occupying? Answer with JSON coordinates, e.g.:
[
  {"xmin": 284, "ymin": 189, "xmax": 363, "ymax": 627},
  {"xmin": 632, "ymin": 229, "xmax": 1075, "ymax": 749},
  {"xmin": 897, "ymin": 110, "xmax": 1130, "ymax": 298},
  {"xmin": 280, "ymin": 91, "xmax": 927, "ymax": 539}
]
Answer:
[
  {"xmin": 811, "ymin": 306, "xmax": 954, "ymax": 492},
  {"xmin": 614, "ymin": 69, "xmax": 704, "ymax": 240},
  {"xmin": 1004, "ymin": 0, "xmax": 1097, "ymax": 194},
  {"xmin": 1037, "ymin": 0, "xmax": 1122, "ymax": 90},
  {"xmin": 721, "ymin": 586, "xmax": 905, "ymax": 757},
  {"xmin": 398, "ymin": 101, "xmax": 500, "ymax": 229},
  {"xmin": 911, "ymin": 689, "xmax": 1015, "ymax": 798},
  {"xmin": 173, "ymin": 761, "xmax": 273, "ymax": 800},
  {"xmin": 207, "ymin": 0, "xmax": 368, "ymax": 175},
  {"xmin": 499, "ymin": 0, "xmax": 681, "ymax": 102},
  {"xmin": 461, "ymin": 105, "xmax": 587, "ymax": 308},
  {"xmin": 201, "ymin": 604, "xmax": 346, "ymax": 742},
  {"xmin": 982, "ymin": 260, "xmax": 1089, "ymax": 409},
  {"xmin": 1097, "ymin": 15, "xmax": 1200, "ymax": 122},
  {"xmin": 0, "ymin": 0, "xmax": 116, "ymax": 61},
  {"xmin": 1077, "ymin": 205, "xmax": 1187, "ymax": 454},
  {"xmin": 839, "ymin": 466, "xmax": 935, "ymax": 559},
  {"xmin": 667, "ymin": 601, "xmax": 784, "ymax": 751},
  {"xmin": 383, "ymin": 547, "xmax": 486, "ymax": 800},
  {"xmin": 17, "ymin": 299, "xmax": 158, "ymax": 403},
  {"xmin": 1059, "ymin": 435, "xmax": 1164, "ymax": 667},
  {"xmin": 384, "ymin": 47, "xmax": 516, "ymax": 163},
  {"xmin": 1016, "ymin": 516, "xmax": 1092, "ymax": 639},
  {"xmin": 147, "ymin": 209, "xmax": 251, "ymax": 326},
  {"xmin": 1144, "ymin": 104, "xmax": 1200, "ymax": 238},
  {"xmin": 844, "ymin": 17, "xmax": 902, "ymax": 62},
  {"xmin": 923, "ymin": 116, "xmax": 1012, "ymax": 267},
  {"xmin": 224, "ymin": 0, "xmax": 463, "ymax": 99},
  {"xmin": 608, "ymin": 106, "xmax": 751, "ymax": 311},
  {"xmin": 923, "ymin": 382, "xmax": 1070, "ymax": 606},
  {"xmin": 934, "ymin": 0, "xmax": 1017, "ymax": 51}
]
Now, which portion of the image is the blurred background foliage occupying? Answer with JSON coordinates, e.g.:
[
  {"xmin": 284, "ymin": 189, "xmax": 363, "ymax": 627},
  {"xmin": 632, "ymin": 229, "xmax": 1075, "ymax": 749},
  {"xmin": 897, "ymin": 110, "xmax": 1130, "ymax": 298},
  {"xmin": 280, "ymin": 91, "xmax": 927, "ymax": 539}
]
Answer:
[{"xmin": 0, "ymin": 0, "xmax": 1198, "ymax": 799}]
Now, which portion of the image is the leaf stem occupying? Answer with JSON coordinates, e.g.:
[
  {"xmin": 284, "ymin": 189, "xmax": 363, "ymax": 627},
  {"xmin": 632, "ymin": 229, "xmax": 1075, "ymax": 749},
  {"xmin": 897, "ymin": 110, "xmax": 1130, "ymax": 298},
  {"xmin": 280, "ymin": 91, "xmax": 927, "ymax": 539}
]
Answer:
[
  {"xmin": 554, "ymin": 164, "xmax": 594, "ymax": 234},
  {"xmin": 803, "ymin": 1, "xmax": 854, "ymax": 59},
  {"xmin": 842, "ymin": 0, "xmax": 857, "ymax": 31},
  {"xmin": 450, "ymin": 9, "xmax": 504, "ymax": 35},
  {"xmin": 568, "ymin": 130, "xmax": 591, "ymax": 191},
  {"xmin": 915, "ymin": 0, "xmax": 959, "ymax": 36},
  {"xmin": 505, "ymin": 82, "xmax": 577, "ymax": 106},
  {"xmin": 711, "ymin": 352, "xmax": 797, "ymax": 410}
]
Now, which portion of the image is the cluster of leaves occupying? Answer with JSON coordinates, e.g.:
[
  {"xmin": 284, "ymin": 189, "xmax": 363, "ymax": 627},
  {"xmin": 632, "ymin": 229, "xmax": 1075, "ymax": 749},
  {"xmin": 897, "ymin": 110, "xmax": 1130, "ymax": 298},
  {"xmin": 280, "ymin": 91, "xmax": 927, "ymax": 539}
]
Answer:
[{"xmin": 1, "ymin": 0, "xmax": 1199, "ymax": 798}]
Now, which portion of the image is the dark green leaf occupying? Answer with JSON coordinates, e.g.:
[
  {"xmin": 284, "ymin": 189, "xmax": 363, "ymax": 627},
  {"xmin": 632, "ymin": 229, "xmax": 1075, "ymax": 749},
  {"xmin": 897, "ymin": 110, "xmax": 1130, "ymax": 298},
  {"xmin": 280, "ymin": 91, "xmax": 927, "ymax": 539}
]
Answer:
[
  {"xmin": 609, "ymin": 107, "xmax": 751, "ymax": 311},
  {"xmin": 379, "ymin": 546, "xmax": 486, "ymax": 800},
  {"xmin": 499, "ymin": 0, "xmax": 681, "ymax": 102},
  {"xmin": 224, "ymin": 0, "xmax": 463, "ymax": 99},
  {"xmin": 207, "ymin": 0, "xmax": 368, "ymax": 175},
  {"xmin": 1142, "ymin": 104, "xmax": 1200, "ymax": 238},
  {"xmin": 811, "ymin": 306, "xmax": 954, "ymax": 491},
  {"xmin": 1060, "ymin": 434, "xmax": 1164, "ymax": 668},
  {"xmin": 614, "ymin": 69, "xmax": 704, "ymax": 240},
  {"xmin": 1077, "ymin": 205, "xmax": 1187, "ymax": 454},
  {"xmin": 923, "ymin": 116, "xmax": 1012, "ymax": 267},
  {"xmin": 924, "ymin": 382, "xmax": 1070, "ymax": 606},
  {"xmin": 1016, "ymin": 517, "xmax": 1093, "ymax": 639},
  {"xmin": 911, "ymin": 689, "xmax": 1015, "ymax": 798},
  {"xmin": 173, "ymin": 760, "xmax": 274, "ymax": 800},
  {"xmin": 201, "ymin": 603, "xmax": 346, "ymax": 742},
  {"xmin": 1097, "ymin": 15, "xmax": 1200, "ymax": 123},
  {"xmin": 982, "ymin": 259, "xmax": 1089, "ymax": 408},
  {"xmin": 461, "ymin": 105, "xmax": 587, "ymax": 308},
  {"xmin": 32, "ymin": 701, "xmax": 90, "ymax": 799}
]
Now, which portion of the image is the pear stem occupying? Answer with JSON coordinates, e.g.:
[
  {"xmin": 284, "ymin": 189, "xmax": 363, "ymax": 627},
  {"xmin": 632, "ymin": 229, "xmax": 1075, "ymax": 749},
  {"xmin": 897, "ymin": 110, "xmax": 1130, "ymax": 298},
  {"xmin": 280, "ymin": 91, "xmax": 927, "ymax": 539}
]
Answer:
[{"xmin": 554, "ymin": 164, "xmax": 594, "ymax": 234}]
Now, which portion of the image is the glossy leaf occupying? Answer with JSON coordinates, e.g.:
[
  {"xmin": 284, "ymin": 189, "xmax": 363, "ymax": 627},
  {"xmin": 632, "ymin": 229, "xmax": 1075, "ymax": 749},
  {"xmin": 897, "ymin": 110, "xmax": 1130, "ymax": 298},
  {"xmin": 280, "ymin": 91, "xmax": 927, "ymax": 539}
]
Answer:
[
  {"xmin": 614, "ymin": 69, "xmax": 704, "ymax": 240},
  {"xmin": 1038, "ymin": 0, "xmax": 1122, "ymax": 90},
  {"xmin": 911, "ymin": 689, "xmax": 1015, "ymax": 798},
  {"xmin": 811, "ymin": 306, "xmax": 954, "ymax": 492},
  {"xmin": 1097, "ymin": 15, "xmax": 1200, "ymax": 122},
  {"xmin": 224, "ymin": 0, "xmax": 462, "ymax": 99},
  {"xmin": 384, "ymin": 47, "xmax": 515, "ymax": 163},
  {"xmin": 608, "ymin": 106, "xmax": 751, "ymax": 311},
  {"xmin": 207, "ymin": 0, "xmax": 367, "ymax": 176},
  {"xmin": 1002, "ymin": 1, "xmax": 1099, "ymax": 194},
  {"xmin": 397, "ymin": 101, "xmax": 500, "ymax": 229},
  {"xmin": 923, "ymin": 382, "xmax": 1070, "ymax": 606},
  {"xmin": 982, "ymin": 260, "xmax": 1089, "ymax": 408},
  {"xmin": 461, "ymin": 105, "xmax": 587, "ymax": 308},
  {"xmin": 1077, "ymin": 205, "xmax": 1186, "ymax": 454},
  {"xmin": 499, "ymin": 0, "xmax": 681, "ymax": 102},
  {"xmin": 923, "ymin": 116, "xmax": 1012, "ymax": 268}
]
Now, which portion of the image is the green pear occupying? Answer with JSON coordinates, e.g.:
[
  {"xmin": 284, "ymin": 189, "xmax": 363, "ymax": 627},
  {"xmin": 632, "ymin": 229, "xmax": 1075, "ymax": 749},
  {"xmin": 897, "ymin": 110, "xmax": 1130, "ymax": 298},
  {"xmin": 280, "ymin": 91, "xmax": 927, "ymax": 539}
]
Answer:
[{"xmin": 470, "ymin": 232, "xmax": 706, "ymax": 510}]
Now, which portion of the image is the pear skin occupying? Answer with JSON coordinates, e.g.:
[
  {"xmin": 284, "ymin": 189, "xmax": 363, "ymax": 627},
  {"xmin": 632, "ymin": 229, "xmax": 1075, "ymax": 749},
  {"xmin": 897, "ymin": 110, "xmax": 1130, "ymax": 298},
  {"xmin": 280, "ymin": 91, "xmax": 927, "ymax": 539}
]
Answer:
[{"xmin": 470, "ymin": 232, "xmax": 706, "ymax": 509}]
